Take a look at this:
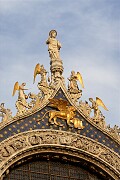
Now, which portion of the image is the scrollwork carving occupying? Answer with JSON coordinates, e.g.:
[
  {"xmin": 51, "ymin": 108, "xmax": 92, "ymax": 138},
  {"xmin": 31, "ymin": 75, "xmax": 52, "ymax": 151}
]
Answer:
[
  {"xmin": 79, "ymin": 100, "xmax": 91, "ymax": 117},
  {"xmin": 0, "ymin": 103, "xmax": 13, "ymax": 124},
  {"xmin": 0, "ymin": 130, "xmax": 119, "ymax": 179},
  {"xmin": 107, "ymin": 125, "xmax": 120, "ymax": 140}
]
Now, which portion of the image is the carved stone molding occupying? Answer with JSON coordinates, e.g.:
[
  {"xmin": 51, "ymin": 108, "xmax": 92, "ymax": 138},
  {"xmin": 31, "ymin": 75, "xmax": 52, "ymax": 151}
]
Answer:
[{"xmin": 0, "ymin": 130, "xmax": 119, "ymax": 179}]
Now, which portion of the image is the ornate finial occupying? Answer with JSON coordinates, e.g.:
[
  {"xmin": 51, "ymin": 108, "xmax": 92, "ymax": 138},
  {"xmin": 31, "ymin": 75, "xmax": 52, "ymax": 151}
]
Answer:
[{"xmin": 46, "ymin": 30, "xmax": 64, "ymax": 83}]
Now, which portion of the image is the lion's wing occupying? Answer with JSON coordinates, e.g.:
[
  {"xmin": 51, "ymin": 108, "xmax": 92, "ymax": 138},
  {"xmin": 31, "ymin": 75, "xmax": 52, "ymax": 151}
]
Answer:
[{"xmin": 49, "ymin": 98, "xmax": 69, "ymax": 111}]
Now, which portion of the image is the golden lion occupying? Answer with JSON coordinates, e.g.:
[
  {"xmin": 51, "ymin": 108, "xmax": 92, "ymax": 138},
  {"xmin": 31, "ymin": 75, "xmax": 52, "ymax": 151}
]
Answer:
[
  {"xmin": 49, "ymin": 106, "xmax": 76, "ymax": 126},
  {"xmin": 36, "ymin": 98, "xmax": 84, "ymax": 129}
]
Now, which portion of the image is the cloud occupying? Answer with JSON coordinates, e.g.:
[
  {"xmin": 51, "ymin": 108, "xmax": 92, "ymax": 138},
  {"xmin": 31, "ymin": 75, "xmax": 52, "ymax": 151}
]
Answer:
[
  {"xmin": 0, "ymin": 0, "xmax": 52, "ymax": 13},
  {"xmin": 0, "ymin": 0, "xmax": 119, "ymax": 126}
]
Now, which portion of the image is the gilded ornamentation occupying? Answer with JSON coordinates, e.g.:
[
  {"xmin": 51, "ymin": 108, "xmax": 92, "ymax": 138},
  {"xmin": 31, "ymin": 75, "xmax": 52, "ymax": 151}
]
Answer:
[
  {"xmin": 36, "ymin": 98, "xmax": 84, "ymax": 129},
  {"xmin": 12, "ymin": 82, "xmax": 32, "ymax": 116},
  {"xmin": 107, "ymin": 125, "xmax": 120, "ymax": 140},
  {"xmin": 0, "ymin": 29, "xmax": 119, "ymax": 171},
  {"xmin": 37, "ymin": 84, "xmax": 54, "ymax": 99},
  {"xmin": 33, "ymin": 63, "xmax": 49, "ymax": 86},
  {"xmin": 79, "ymin": 100, "xmax": 91, "ymax": 117},
  {"xmin": 28, "ymin": 92, "xmax": 43, "ymax": 110},
  {"xmin": 0, "ymin": 130, "xmax": 120, "ymax": 179},
  {"xmin": 0, "ymin": 79, "xmax": 119, "ymax": 143},
  {"xmin": 33, "ymin": 63, "xmax": 54, "ymax": 99},
  {"xmin": 89, "ymin": 97, "xmax": 108, "ymax": 128},
  {"xmin": 0, "ymin": 30, "xmax": 120, "ymax": 180},
  {"xmin": 68, "ymin": 71, "xmax": 84, "ymax": 102},
  {"xmin": 0, "ymin": 103, "xmax": 12, "ymax": 123}
]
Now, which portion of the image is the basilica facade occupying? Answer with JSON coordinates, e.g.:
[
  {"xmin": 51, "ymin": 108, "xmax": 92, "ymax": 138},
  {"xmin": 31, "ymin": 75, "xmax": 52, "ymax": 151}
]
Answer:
[{"xmin": 0, "ymin": 30, "xmax": 120, "ymax": 180}]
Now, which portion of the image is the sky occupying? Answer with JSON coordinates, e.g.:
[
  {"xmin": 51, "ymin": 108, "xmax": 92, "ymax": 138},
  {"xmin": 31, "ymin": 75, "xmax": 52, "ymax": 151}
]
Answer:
[{"xmin": 0, "ymin": 0, "xmax": 120, "ymax": 127}]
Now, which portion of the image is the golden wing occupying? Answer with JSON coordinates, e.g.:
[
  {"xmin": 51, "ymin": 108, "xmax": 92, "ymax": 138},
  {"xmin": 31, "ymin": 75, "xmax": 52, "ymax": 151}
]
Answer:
[
  {"xmin": 49, "ymin": 98, "xmax": 69, "ymax": 111},
  {"xmin": 12, "ymin": 81, "xmax": 19, "ymax": 96},
  {"xmin": 96, "ymin": 97, "xmax": 108, "ymax": 111},
  {"xmin": 57, "ymin": 99, "xmax": 69, "ymax": 111},
  {"xmin": 33, "ymin": 63, "xmax": 41, "ymax": 83},
  {"xmin": 76, "ymin": 72, "xmax": 84, "ymax": 88}
]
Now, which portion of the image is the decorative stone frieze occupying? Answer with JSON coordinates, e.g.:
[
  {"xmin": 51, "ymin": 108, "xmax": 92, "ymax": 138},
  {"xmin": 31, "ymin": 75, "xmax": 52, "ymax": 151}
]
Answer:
[{"xmin": 0, "ymin": 130, "xmax": 119, "ymax": 179}]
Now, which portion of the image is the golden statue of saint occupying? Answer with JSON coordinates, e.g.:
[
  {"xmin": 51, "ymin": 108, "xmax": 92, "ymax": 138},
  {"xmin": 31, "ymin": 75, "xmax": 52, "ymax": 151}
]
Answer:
[{"xmin": 46, "ymin": 30, "xmax": 61, "ymax": 60}]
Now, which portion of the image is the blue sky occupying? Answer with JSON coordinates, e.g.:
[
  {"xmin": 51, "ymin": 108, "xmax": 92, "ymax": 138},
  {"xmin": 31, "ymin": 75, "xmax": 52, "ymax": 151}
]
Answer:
[{"xmin": 0, "ymin": 0, "xmax": 120, "ymax": 127}]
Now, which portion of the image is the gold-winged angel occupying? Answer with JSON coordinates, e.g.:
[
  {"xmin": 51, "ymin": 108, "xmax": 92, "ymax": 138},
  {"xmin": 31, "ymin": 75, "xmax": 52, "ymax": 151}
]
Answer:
[
  {"xmin": 68, "ymin": 71, "xmax": 84, "ymax": 93},
  {"xmin": 89, "ymin": 97, "xmax": 108, "ymax": 119},
  {"xmin": 33, "ymin": 63, "xmax": 48, "ymax": 86},
  {"xmin": 12, "ymin": 82, "xmax": 31, "ymax": 114},
  {"xmin": 12, "ymin": 82, "xmax": 28, "ymax": 100}
]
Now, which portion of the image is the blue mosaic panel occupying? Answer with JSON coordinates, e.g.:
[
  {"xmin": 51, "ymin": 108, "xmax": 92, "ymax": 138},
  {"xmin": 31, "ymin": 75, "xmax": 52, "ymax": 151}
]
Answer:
[{"xmin": 0, "ymin": 88, "xmax": 119, "ymax": 155}]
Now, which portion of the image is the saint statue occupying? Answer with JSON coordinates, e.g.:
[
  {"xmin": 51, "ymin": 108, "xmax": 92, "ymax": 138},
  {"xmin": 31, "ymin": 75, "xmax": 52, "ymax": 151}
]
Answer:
[{"xmin": 46, "ymin": 30, "xmax": 61, "ymax": 60}]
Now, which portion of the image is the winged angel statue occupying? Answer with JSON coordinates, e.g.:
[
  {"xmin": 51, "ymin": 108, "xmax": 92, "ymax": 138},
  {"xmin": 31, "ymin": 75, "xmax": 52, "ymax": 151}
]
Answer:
[
  {"xmin": 37, "ymin": 98, "xmax": 84, "ymax": 129},
  {"xmin": 33, "ymin": 63, "xmax": 48, "ymax": 85},
  {"xmin": 68, "ymin": 71, "xmax": 84, "ymax": 102},
  {"xmin": 12, "ymin": 82, "xmax": 32, "ymax": 115},
  {"xmin": 33, "ymin": 63, "xmax": 53, "ymax": 98},
  {"xmin": 89, "ymin": 97, "xmax": 108, "ymax": 128}
]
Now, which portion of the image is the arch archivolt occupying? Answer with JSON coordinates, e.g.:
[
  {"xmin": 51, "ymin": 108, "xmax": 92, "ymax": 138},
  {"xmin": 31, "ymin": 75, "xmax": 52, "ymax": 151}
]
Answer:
[{"xmin": 0, "ymin": 130, "xmax": 120, "ymax": 180}]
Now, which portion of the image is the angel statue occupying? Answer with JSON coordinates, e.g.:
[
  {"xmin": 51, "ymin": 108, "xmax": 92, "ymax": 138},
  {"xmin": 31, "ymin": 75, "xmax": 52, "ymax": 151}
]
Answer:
[
  {"xmin": 89, "ymin": 97, "xmax": 108, "ymax": 128},
  {"xmin": 68, "ymin": 71, "xmax": 84, "ymax": 102},
  {"xmin": 12, "ymin": 82, "xmax": 32, "ymax": 115},
  {"xmin": 33, "ymin": 63, "xmax": 48, "ymax": 86},
  {"xmin": 0, "ymin": 103, "xmax": 12, "ymax": 123},
  {"xmin": 33, "ymin": 63, "xmax": 53, "ymax": 98},
  {"xmin": 46, "ymin": 30, "xmax": 61, "ymax": 61}
]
